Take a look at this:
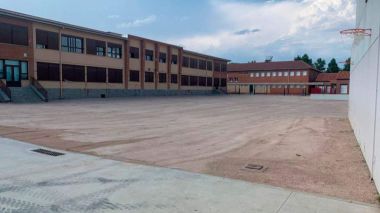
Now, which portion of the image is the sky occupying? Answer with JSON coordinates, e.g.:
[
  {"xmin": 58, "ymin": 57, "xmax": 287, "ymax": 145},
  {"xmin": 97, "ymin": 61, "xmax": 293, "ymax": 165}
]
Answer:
[{"xmin": 0, "ymin": 0, "xmax": 355, "ymax": 64}]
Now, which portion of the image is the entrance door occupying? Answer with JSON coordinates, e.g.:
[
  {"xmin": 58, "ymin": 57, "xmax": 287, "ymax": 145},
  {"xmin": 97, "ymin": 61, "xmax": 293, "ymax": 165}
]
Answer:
[
  {"xmin": 5, "ymin": 65, "xmax": 21, "ymax": 87},
  {"xmin": 249, "ymin": 85, "xmax": 254, "ymax": 94}
]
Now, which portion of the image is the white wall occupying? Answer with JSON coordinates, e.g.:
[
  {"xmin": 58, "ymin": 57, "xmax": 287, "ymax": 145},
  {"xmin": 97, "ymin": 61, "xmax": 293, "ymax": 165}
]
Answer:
[{"xmin": 349, "ymin": 0, "xmax": 380, "ymax": 191}]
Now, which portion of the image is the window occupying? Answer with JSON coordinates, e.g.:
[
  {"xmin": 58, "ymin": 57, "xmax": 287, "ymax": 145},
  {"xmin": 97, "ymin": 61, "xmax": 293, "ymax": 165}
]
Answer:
[
  {"xmin": 340, "ymin": 84, "xmax": 348, "ymax": 94},
  {"xmin": 221, "ymin": 63, "xmax": 227, "ymax": 72},
  {"xmin": 261, "ymin": 72, "xmax": 265, "ymax": 77},
  {"xmin": 108, "ymin": 68, "xmax": 123, "ymax": 83},
  {"xmin": 37, "ymin": 62, "xmax": 60, "ymax": 81},
  {"xmin": 181, "ymin": 75, "xmax": 189, "ymax": 86},
  {"xmin": 87, "ymin": 66, "xmax": 106, "ymax": 82},
  {"xmin": 182, "ymin": 57, "xmax": 189, "ymax": 67},
  {"xmin": 62, "ymin": 64, "xmax": 85, "ymax": 82},
  {"xmin": 214, "ymin": 78, "xmax": 220, "ymax": 87},
  {"xmin": 190, "ymin": 76, "xmax": 198, "ymax": 86},
  {"xmin": 272, "ymin": 72, "xmax": 277, "ymax": 77},
  {"xmin": 255, "ymin": 73, "xmax": 260, "ymax": 77},
  {"xmin": 284, "ymin": 72, "xmax": 289, "ymax": 76},
  {"xmin": 20, "ymin": 61, "xmax": 28, "ymax": 80},
  {"xmin": 171, "ymin": 55, "xmax": 178, "ymax": 64},
  {"xmin": 129, "ymin": 47, "xmax": 139, "ymax": 59},
  {"xmin": 278, "ymin": 72, "xmax": 283, "ymax": 77},
  {"xmin": 199, "ymin": 60, "xmax": 206, "ymax": 70},
  {"xmin": 207, "ymin": 61, "xmax": 212, "ymax": 71},
  {"xmin": 61, "ymin": 35, "xmax": 83, "ymax": 53},
  {"xmin": 0, "ymin": 60, "xmax": 3, "ymax": 79},
  {"xmin": 86, "ymin": 39, "xmax": 106, "ymax": 56},
  {"xmin": 221, "ymin": 78, "xmax": 227, "ymax": 87},
  {"xmin": 145, "ymin": 49, "xmax": 154, "ymax": 61},
  {"xmin": 207, "ymin": 77, "xmax": 212, "ymax": 87},
  {"xmin": 266, "ymin": 72, "xmax": 271, "ymax": 77},
  {"xmin": 159, "ymin": 73, "xmax": 167, "ymax": 83},
  {"xmin": 214, "ymin": 62, "xmax": 221, "ymax": 71},
  {"xmin": 159, "ymin": 52, "xmax": 166, "ymax": 63},
  {"xmin": 145, "ymin": 72, "xmax": 154, "ymax": 82},
  {"xmin": 303, "ymin": 71, "xmax": 308, "ymax": 76},
  {"xmin": 129, "ymin": 70, "xmax": 140, "ymax": 82},
  {"xmin": 190, "ymin": 58, "xmax": 198, "ymax": 69},
  {"xmin": 108, "ymin": 43, "xmax": 122, "ymax": 59},
  {"xmin": 296, "ymin": 71, "xmax": 301, "ymax": 76},
  {"xmin": 250, "ymin": 73, "xmax": 254, "ymax": 78},
  {"xmin": 171, "ymin": 74, "xmax": 178, "ymax": 84},
  {"xmin": 36, "ymin": 29, "xmax": 59, "ymax": 50},
  {"xmin": 199, "ymin": 76, "xmax": 206, "ymax": 86},
  {"xmin": 290, "ymin": 72, "xmax": 294, "ymax": 76},
  {"xmin": 0, "ymin": 23, "xmax": 28, "ymax": 46}
]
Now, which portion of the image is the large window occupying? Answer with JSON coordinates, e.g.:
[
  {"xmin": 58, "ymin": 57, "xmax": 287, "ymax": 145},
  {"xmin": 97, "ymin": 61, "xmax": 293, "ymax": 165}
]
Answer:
[
  {"xmin": 181, "ymin": 75, "xmax": 189, "ymax": 86},
  {"xmin": 159, "ymin": 73, "xmax": 167, "ymax": 83},
  {"xmin": 62, "ymin": 64, "xmax": 85, "ymax": 82},
  {"xmin": 207, "ymin": 61, "xmax": 212, "ymax": 71},
  {"xmin": 207, "ymin": 77, "xmax": 212, "ymax": 87},
  {"xmin": 61, "ymin": 35, "xmax": 83, "ymax": 53},
  {"xmin": 37, "ymin": 62, "xmax": 60, "ymax": 81},
  {"xmin": 145, "ymin": 72, "xmax": 154, "ymax": 82},
  {"xmin": 221, "ymin": 78, "xmax": 227, "ymax": 87},
  {"xmin": 36, "ymin": 29, "xmax": 59, "ymax": 50},
  {"xmin": 182, "ymin": 57, "xmax": 189, "ymax": 67},
  {"xmin": 86, "ymin": 39, "xmax": 106, "ymax": 56},
  {"xmin": 199, "ymin": 76, "xmax": 206, "ymax": 86},
  {"xmin": 214, "ymin": 78, "xmax": 220, "ymax": 87},
  {"xmin": 108, "ymin": 69, "xmax": 123, "ymax": 83},
  {"xmin": 214, "ymin": 62, "xmax": 221, "ymax": 71},
  {"xmin": 171, "ymin": 74, "xmax": 178, "ymax": 84},
  {"xmin": 0, "ymin": 23, "xmax": 28, "ymax": 46},
  {"xmin": 129, "ymin": 70, "xmax": 140, "ymax": 82},
  {"xmin": 190, "ymin": 76, "xmax": 198, "ymax": 86},
  {"xmin": 145, "ymin": 50, "xmax": 154, "ymax": 61},
  {"xmin": 108, "ymin": 43, "xmax": 122, "ymax": 59},
  {"xmin": 129, "ymin": 47, "xmax": 139, "ymax": 59},
  {"xmin": 190, "ymin": 58, "xmax": 198, "ymax": 69},
  {"xmin": 0, "ymin": 60, "xmax": 3, "ymax": 79},
  {"xmin": 159, "ymin": 52, "xmax": 166, "ymax": 63},
  {"xmin": 221, "ymin": 63, "xmax": 227, "ymax": 72},
  {"xmin": 199, "ymin": 60, "xmax": 206, "ymax": 70},
  {"xmin": 87, "ymin": 66, "xmax": 106, "ymax": 82},
  {"xmin": 171, "ymin": 55, "xmax": 178, "ymax": 65}
]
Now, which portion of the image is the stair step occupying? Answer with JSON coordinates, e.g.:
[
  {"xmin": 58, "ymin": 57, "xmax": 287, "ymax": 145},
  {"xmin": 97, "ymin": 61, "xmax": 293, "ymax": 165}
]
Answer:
[{"xmin": 9, "ymin": 86, "xmax": 44, "ymax": 103}]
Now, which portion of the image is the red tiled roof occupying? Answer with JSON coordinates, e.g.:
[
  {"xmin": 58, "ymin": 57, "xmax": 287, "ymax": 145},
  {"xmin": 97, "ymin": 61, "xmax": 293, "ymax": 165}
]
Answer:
[
  {"xmin": 315, "ymin": 71, "xmax": 350, "ymax": 82},
  {"xmin": 336, "ymin": 71, "xmax": 350, "ymax": 80},
  {"xmin": 227, "ymin": 60, "xmax": 315, "ymax": 72},
  {"xmin": 315, "ymin": 73, "xmax": 337, "ymax": 82}
]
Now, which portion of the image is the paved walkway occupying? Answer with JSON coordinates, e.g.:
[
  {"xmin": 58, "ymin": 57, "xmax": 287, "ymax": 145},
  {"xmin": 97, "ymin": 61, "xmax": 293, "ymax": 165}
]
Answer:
[{"xmin": 0, "ymin": 137, "xmax": 379, "ymax": 213}]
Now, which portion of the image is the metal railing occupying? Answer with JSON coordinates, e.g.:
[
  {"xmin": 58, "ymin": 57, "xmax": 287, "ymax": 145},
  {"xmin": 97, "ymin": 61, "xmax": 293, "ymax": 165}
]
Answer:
[
  {"xmin": 0, "ymin": 80, "xmax": 11, "ymax": 101},
  {"xmin": 30, "ymin": 77, "xmax": 48, "ymax": 101}
]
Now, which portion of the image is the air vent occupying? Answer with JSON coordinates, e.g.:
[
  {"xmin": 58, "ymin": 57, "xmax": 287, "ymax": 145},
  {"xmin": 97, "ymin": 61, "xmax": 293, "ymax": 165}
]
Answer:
[{"xmin": 32, "ymin": 148, "xmax": 65, "ymax": 157}]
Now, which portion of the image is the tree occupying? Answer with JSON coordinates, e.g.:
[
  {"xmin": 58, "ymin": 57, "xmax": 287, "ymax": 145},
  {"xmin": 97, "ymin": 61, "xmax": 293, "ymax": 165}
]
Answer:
[
  {"xmin": 343, "ymin": 58, "xmax": 351, "ymax": 71},
  {"xmin": 314, "ymin": 58, "xmax": 326, "ymax": 71},
  {"xmin": 326, "ymin": 58, "xmax": 340, "ymax": 73},
  {"xmin": 294, "ymin": 54, "xmax": 313, "ymax": 66}
]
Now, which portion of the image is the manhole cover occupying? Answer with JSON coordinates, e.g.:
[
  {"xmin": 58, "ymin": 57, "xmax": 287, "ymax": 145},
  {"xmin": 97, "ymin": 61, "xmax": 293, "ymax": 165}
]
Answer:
[
  {"xmin": 32, "ymin": 148, "xmax": 65, "ymax": 157},
  {"xmin": 245, "ymin": 164, "xmax": 264, "ymax": 170}
]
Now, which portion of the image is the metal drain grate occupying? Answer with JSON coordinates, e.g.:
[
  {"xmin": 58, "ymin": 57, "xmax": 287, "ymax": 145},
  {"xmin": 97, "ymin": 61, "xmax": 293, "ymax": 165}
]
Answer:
[
  {"xmin": 32, "ymin": 149, "xmax": 65, "ymax": 157},
  {"xmin": 245, "ymin": 164, "xmax": 264, "ymax": 170}
]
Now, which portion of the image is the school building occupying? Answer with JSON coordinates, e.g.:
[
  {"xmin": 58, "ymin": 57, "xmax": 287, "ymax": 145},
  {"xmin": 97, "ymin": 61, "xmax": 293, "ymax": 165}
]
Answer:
[{"xmin": 0, "ymin": 8, "xmax": 228, "ymax": 102}]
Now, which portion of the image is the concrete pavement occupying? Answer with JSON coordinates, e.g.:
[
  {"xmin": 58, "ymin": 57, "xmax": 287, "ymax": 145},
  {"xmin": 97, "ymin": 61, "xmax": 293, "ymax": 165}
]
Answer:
[{"xmin": 0, "ymin": 137, "xmax": 379, "ymax": 213}]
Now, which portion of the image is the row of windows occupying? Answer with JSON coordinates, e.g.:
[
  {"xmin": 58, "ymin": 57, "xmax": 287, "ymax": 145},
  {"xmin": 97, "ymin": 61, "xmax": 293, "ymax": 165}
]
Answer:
[
  {"xmin": 182, "ymin": 57, "xmax": 217, "ymax": 71},
  {"xmin": 249, "ymin": 71, "xmax": 308, "ymax": 78},
  {"xmin": 0, "ymin": 22, "xmax": 28, "ymax": 46},
  {"xmin": 129, "ymin": 71, "xmax": 178, "ymax": 84},
  {"xmin": 37, "ymin": 62, "xmax": 123, "ymax": 83},
  {"xmin": 36, "ymin": 29, "xmax": 122, "ymax": 58},
  {"xmin": 180, "ymin": 76, "xmax": 227, "ymax": 87}
]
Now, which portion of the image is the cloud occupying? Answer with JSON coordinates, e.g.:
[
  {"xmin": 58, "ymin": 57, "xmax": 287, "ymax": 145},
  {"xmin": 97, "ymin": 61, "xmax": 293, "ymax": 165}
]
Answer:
[
  {"xmin": 168, "ymin": 0, "xmax": 355, "ymax": 62},
  {"xmin": 117, "ymin": 15, "xmax": 157, "ymax": 28},
  {"xmin": 107, "ymin": 14, "xmax": 120, "ymax": 19},
  {"xmin": 234, "ymin": 29, "xmax": 260, "ymax": 35}
]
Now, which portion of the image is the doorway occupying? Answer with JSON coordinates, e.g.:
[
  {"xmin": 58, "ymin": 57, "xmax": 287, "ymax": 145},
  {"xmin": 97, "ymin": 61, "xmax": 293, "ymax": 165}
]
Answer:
[
  {"xmin": 5, "ymin": 65, "xmax": 21, "ymax": 87},
  {"xmin": 249, "ymin": 85, "xmax": 254, "ymax": 94}
]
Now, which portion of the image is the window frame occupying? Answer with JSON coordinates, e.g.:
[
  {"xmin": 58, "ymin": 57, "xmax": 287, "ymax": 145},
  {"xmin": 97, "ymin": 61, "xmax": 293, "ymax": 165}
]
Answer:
[{"xmin": 61, "ymin": 34, "xmax": 84, "ymax": 53}]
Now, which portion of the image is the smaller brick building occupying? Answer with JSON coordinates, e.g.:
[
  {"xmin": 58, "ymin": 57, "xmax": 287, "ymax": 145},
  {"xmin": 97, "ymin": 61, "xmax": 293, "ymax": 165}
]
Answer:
[
  {"xmin": 227, "ymin": 61, "xmax": 320, "ymax": 95},
  {"xmin": 312, "ymin": 71, "xmax": 350, "ymax": 94}
]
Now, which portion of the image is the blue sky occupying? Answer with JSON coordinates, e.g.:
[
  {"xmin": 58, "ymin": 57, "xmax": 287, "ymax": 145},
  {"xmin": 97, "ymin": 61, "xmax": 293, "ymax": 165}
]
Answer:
[{"xmin": 0, "ymin": 0, "xmax": 355, "ymax": 64}]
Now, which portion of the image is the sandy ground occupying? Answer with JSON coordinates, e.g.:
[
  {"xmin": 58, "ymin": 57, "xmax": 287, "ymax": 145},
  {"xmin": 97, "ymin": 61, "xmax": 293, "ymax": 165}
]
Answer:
[{"xmin": 0, "ymin": 95, "xmax": 378, "ymax": 204}]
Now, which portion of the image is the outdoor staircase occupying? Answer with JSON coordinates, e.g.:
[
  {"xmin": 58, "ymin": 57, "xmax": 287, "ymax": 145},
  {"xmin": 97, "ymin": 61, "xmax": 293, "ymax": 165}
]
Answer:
[{"xmin": 9, "ymin": 86, "xmax": 45, "ymax": 103}]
